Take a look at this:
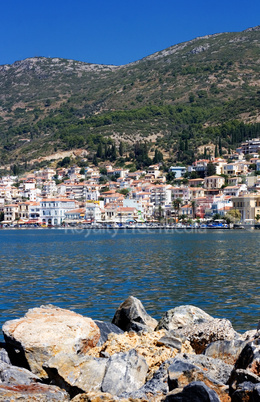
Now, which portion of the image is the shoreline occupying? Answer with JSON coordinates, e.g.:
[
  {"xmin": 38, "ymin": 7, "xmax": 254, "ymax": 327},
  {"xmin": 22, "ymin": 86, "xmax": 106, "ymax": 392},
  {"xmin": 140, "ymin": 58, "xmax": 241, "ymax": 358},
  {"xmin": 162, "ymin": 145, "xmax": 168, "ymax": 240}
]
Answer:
[{"xmin": 0, "ymin": 298, "xmax": 259, "ymax": 400}]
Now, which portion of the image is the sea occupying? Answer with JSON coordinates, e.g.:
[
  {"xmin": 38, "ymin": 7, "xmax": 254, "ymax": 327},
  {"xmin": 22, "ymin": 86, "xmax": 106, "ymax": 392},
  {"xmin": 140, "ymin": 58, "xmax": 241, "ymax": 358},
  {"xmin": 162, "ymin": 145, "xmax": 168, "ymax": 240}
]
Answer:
[{"xmin": 0, "ymin": 228, "xmax": 259, "ymax": 339}]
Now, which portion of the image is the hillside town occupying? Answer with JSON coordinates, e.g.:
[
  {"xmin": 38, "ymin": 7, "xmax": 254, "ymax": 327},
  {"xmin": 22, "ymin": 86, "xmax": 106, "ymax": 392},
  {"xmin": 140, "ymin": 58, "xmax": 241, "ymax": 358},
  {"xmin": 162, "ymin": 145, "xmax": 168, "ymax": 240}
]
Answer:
[{"xmin": 1, "ymin": 138, "xmax": 260, "ymax": 228}]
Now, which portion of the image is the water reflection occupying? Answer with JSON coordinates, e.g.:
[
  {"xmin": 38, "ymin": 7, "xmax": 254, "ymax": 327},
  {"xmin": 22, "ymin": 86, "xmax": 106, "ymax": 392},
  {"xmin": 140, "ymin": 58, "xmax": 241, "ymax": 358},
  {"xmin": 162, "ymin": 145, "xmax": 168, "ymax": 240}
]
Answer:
[{"xmin": 0, "ymin": 229, "xmax": 259, "ymax": 337}]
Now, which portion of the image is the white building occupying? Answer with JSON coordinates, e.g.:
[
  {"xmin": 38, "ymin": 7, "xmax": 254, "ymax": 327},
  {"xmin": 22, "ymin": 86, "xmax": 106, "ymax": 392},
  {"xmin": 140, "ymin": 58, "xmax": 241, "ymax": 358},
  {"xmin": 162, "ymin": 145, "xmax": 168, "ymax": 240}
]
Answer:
[
  {"xmin": 241, "ymin": 138, "xmax": 260, "ymax": 155},
  {"xmin": 149, "ymin": 185, "xmax": 172, "ymax": 207},
  {"xmin": 169, "ymin": 166, "xmax": 187, "ymax": 178},
  {"xmin": 85, "ymin": 202, "xmax": 102, "ymax": 223},
  {"xmin": 40, "ymin": 198, "xmax": 76, "ymax": 226}
]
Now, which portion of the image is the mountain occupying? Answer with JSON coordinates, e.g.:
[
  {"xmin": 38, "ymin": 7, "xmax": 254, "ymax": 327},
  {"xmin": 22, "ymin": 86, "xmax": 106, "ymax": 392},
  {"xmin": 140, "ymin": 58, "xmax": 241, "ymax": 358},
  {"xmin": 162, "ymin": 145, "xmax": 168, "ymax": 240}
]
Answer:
[{"xmin": 0, "ymin": 26, "xmax": 260, "ymax": 168}]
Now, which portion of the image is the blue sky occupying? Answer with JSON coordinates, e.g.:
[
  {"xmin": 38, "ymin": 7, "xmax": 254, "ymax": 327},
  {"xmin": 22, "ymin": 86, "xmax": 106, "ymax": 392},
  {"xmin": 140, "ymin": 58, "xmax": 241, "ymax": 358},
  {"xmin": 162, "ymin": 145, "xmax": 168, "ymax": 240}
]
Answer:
[{"xmin": 0, "ymin": 0, "xmax": 259, "ymax": 66}]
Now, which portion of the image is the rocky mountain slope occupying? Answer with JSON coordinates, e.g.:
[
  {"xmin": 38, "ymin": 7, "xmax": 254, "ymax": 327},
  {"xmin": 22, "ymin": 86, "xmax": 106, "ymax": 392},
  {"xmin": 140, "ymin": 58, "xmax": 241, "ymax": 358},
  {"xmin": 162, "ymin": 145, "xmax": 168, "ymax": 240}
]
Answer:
[{"xmin": 0, "ymin": 26, "xmax": 259, "ymax": 167}]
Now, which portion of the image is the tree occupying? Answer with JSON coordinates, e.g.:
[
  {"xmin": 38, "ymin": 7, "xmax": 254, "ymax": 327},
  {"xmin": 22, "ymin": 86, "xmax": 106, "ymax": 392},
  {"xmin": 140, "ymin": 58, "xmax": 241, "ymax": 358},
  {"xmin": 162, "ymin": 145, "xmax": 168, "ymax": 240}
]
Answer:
[
  {"xmin": 57, "ymin": 157, "xmax": 71, "ymax": 168},
  {"xmin": 166, "ymin": 171, "xmax": 176, "ymax": 183},
  {"xmin": 117, "ymin": 189, "xmax": 130, "ymax": 196},
  {"xmin": 99, "ymin": 167, "xmax": 107, "ymax": 175},
  {"xmin": 93, "ymin": 154, "xmax": 98, "ymax": 166},
  {"xmin": 207, "ymin": 162, "xmax": 216, "ymax": 176},
  {"xmin": 96, "ymin": 143, "xmax": 103, "ymax": 158},
  {"xmin": 104, "ymin": 143, "xmax": 108, "ymax": 159},
  {"xmin": 255, "ymin": 214, "xmax": 260, "ymax": 223},
  {"xmin": 225, "ymin": 209, "xmax": 241, "ymax": 223},
  {"xmin": 153, "ymin": 149, "xmax": 164, "ymax": 164},
  {"xmin": 172, "ymin": 198, "xmax": 182, "ymax": 224},
  {"xmin": 110, "ymin": 144, "xmax": 117, "ymax": 161},
  {"xmin": 12, "ymin": 164, "xmax": 20, "ymax": 176},
  {"xmin": 218, "ymin": 137, "xmax": 222, "ymax": 156},
  {"xmin": 215, "ymin": 142, "xmax": 218, "ymax": 158},
  {"xmin": 119, "ymin": 141, "xmax": 124, "ymax": 157},
  {"xmin": 189, "ymin": 93, "xmax": 195, "ymax": 103},
  {"xmin": 191, "ymin": 200, "xmax": 196, "ymax": 219}
]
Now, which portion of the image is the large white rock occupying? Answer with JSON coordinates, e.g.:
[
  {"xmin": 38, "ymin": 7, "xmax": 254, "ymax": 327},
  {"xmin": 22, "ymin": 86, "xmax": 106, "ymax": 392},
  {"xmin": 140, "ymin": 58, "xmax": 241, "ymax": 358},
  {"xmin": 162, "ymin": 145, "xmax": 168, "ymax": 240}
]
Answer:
[
  {"xmin": 2, "ymin": 305, "xmax": 100, "ymax": 378},
  {"xmin": 156, "ymin": 305, "xmax": 213, "ymax": 331}
]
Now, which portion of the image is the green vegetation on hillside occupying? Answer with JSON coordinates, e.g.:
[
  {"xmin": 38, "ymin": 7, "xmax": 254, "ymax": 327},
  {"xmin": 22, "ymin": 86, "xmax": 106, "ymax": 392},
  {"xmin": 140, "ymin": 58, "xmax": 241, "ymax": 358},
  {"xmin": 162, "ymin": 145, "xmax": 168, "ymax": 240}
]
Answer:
[{"xmin": 0, "ymin": 26, "xmax": 259, "ymax": 167}]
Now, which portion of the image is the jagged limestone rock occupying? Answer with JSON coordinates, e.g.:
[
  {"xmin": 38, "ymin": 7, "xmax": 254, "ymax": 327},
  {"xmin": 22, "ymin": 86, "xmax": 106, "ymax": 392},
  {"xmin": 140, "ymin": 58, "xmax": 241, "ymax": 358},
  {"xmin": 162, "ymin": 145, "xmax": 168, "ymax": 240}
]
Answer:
[
  {"xmin": 44, "ymin": 353, "xmax": 108, "ymax": 395},
  {"xmin": 170, "ymin": 318, "xmax": 238, "ymax": 353},
  {"xmin": 2, "ymin": 305, "xmax": 100, "ymax": 378},
  {"xmin": 156, "ymin": 305, "xmax": 213, "ymax": 332},
  {"xmin": 0, "ymin": 361, "xmax": 41, "ymax": 385},
  {"xmin": 101, "ymin": 349, "xmax": 148, "ymax": 395},
  {"xmin": 94, "ymin": 320, "xmax": 124, "ymax": 346},
  {"xmin": 112, "ymin": 296, "xmax": 158, "ymax": 332},
  {"xmin": 164, "ymin": 381, "xmax": 221, "ymax": 402},
  {"xmin": 0, "ymin": 383, "xmax": 70, "ymax": 401},
  {"xmin": 204, "ymin": 339, "xmax": 248, "ymax": 365}
]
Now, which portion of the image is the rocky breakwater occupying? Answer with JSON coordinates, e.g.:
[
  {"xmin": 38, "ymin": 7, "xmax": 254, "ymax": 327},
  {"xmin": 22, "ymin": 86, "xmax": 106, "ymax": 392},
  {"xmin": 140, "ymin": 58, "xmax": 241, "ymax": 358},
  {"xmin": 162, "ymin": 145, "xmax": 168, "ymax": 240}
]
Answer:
[{"xmin": 0, "ymin": 297, "xmax": 259, "ymax": 401}]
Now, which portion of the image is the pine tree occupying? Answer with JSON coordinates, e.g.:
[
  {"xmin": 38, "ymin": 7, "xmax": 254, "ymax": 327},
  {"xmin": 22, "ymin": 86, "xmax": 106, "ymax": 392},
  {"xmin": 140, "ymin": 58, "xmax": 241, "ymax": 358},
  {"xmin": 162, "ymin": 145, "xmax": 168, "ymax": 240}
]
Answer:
[
  {"xmin": 93, "ymin": 154, "xmax": 98, "ymax": 166},
  {"xmin": 96, "ymin": 143, "xmax": 103, "ymax": 158},
  {"xmin": 219, "ymin": 137, "xmax": 222, "ymax": 156},
  {"xmin": 119, "ymin": 141, "xmax": 124, "ymax": 157},
  {"xmin": 110, "ymin": 144, "xmax": 117, "ymax": 161},
  {"xmin": 215, "ymin": 142, "xmax": 218, "ymax": 158},
  {"xmin": 104, "ymin": 143, "xmax": 108, "ymax": 159}
]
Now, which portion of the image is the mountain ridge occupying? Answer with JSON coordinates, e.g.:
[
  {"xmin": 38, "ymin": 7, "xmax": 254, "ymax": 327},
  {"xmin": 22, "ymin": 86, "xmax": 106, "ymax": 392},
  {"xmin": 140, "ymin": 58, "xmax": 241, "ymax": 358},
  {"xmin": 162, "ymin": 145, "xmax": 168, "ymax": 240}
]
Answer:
[
  {"xmin": 1, "ymin": 24, "xmax": 259, "ymax": 69},
  {"xmin": 0, "ymin": 25, "xmax": 259, "ymax": 169}
]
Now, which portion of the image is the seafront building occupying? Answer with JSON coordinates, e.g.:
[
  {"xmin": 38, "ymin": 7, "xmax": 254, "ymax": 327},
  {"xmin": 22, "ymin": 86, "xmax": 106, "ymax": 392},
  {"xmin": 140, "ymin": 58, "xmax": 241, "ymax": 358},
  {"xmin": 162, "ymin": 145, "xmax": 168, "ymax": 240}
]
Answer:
[
  {"xmin": 231, "ymin": 194, "xmax": 260, "ymax": 222},
  {"xmin": 40, "ymin": 198, "xmax": 76, "ymax": 226},
  {"xmin": 1, "ymin": 143, "xmax": 260, "ymax": 226}
]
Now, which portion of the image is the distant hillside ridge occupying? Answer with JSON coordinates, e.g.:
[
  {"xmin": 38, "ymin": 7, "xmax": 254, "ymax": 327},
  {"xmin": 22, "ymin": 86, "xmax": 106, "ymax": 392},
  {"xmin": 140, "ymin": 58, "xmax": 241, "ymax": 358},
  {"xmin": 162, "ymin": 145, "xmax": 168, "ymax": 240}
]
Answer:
[{"xmin": 0, "ymin": 25, "xmax": 259, "ymax": 167}]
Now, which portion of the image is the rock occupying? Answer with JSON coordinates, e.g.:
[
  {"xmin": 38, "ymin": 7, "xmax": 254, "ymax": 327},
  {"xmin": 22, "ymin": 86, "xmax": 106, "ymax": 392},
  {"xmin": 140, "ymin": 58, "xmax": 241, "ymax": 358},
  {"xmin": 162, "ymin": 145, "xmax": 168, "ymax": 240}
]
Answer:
[
  {"xmin": 167, "ymin": 355, "xmax": 231, "ymax": 401},
  {"xmin": 231, "ymin": 381, "xmax": 260, "ymax": 401},
  {"xmin": 44, "ymin": 353, "xmax": 108, "ymax": 396},
  {"xmin": 233, "ymin": 339, "xmax": 260, "ymax": 376},
  {"xmin": 167, "ymin": 359, "xmax": 201, "ymax": 389},
  {"xmin": 228, "ymin": 368, "xmax": 260, "ymax": 398},
  {"xmin": 175, "ymin": 354, "xmax": 233, "ymax": 385},
  {"xmin": 164, "ymin": 381, "xmax": 221, "ymax": 402},
  {"xmin": 0, "ymin": 345, "xmax": 11, "ymax": 364},
  {"xmin": 172, "ymin": 318, "xmax": 238, "ymax": 354},
  {"xmin": 156, "ymin": 305, "xmax": 213, "ymax": 331},
  {"xmin": 157, "ymin": 334, "xmax": 182, "ymax": 352},
  {"xmin": 240, "ymin": 330, "xmax": 257, "ymax": 341},
  {"xmin": 120, "ymin": 358, "xmax": 172, "ymax": 400},
  {"xmin": 87, "ymin": 329, "xmax": 193, "ymax": 379},
  {"xmin": 101, "ymin": 349, "xmax": 148, "ymax": 395},
  {"xmin": 71, "ymin": 391, "xmax": 128, "ymax": 401},
  {"xmin": 229, "ymin": 339, "xmax": 260, "ymax": 397},
  {"xmin": 229, "ymin": 338, "xmax": 260, "ymax": 401},
  {"xmin": 123, "ymin": 353, "xmax": 232, "ymax": 401},
  {"xmin": 0, "ymin": 383, "xmax": 70, "ymax": 401},
  {"xmin": 204, "ymin": 339, "xmax": 248, "ymax": 365},
  {"xmin": 0, "ymin": 361, "xmax": 41, "ymax": 385},
  {"xmin": 45, "ymin": 349, "xmax": 148, "ymax": 397},
  {"xmin": 112, "ymin": 296, "xmax": 158, "ymax": 332},
  {"xmin": 2, "ymin": 305, "xmax": 100, "ymax": 378},
  {"xmin": 190, "ymin": 44, "xmax": 210, "ymax": 55},
  {"xmin": 94, "ymin": 320, "xmax": 124, "ymax": 346}
]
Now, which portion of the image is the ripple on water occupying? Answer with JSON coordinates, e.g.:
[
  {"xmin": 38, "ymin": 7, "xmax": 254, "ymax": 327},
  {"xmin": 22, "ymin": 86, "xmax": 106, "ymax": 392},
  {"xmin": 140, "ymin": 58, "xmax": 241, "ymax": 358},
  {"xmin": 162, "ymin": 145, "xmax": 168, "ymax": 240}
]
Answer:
[{"xmin": 0, "ymin": 229, "xmax": 259, "ymax": 337}]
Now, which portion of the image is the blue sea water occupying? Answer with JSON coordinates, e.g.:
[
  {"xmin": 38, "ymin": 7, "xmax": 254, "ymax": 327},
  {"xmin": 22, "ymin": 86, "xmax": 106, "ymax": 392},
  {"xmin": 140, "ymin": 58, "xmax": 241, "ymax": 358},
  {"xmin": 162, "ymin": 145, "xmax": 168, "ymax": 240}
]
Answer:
[{"xmin": 0, "ymin": 228, "xmax": 259, "ymax": 338}]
